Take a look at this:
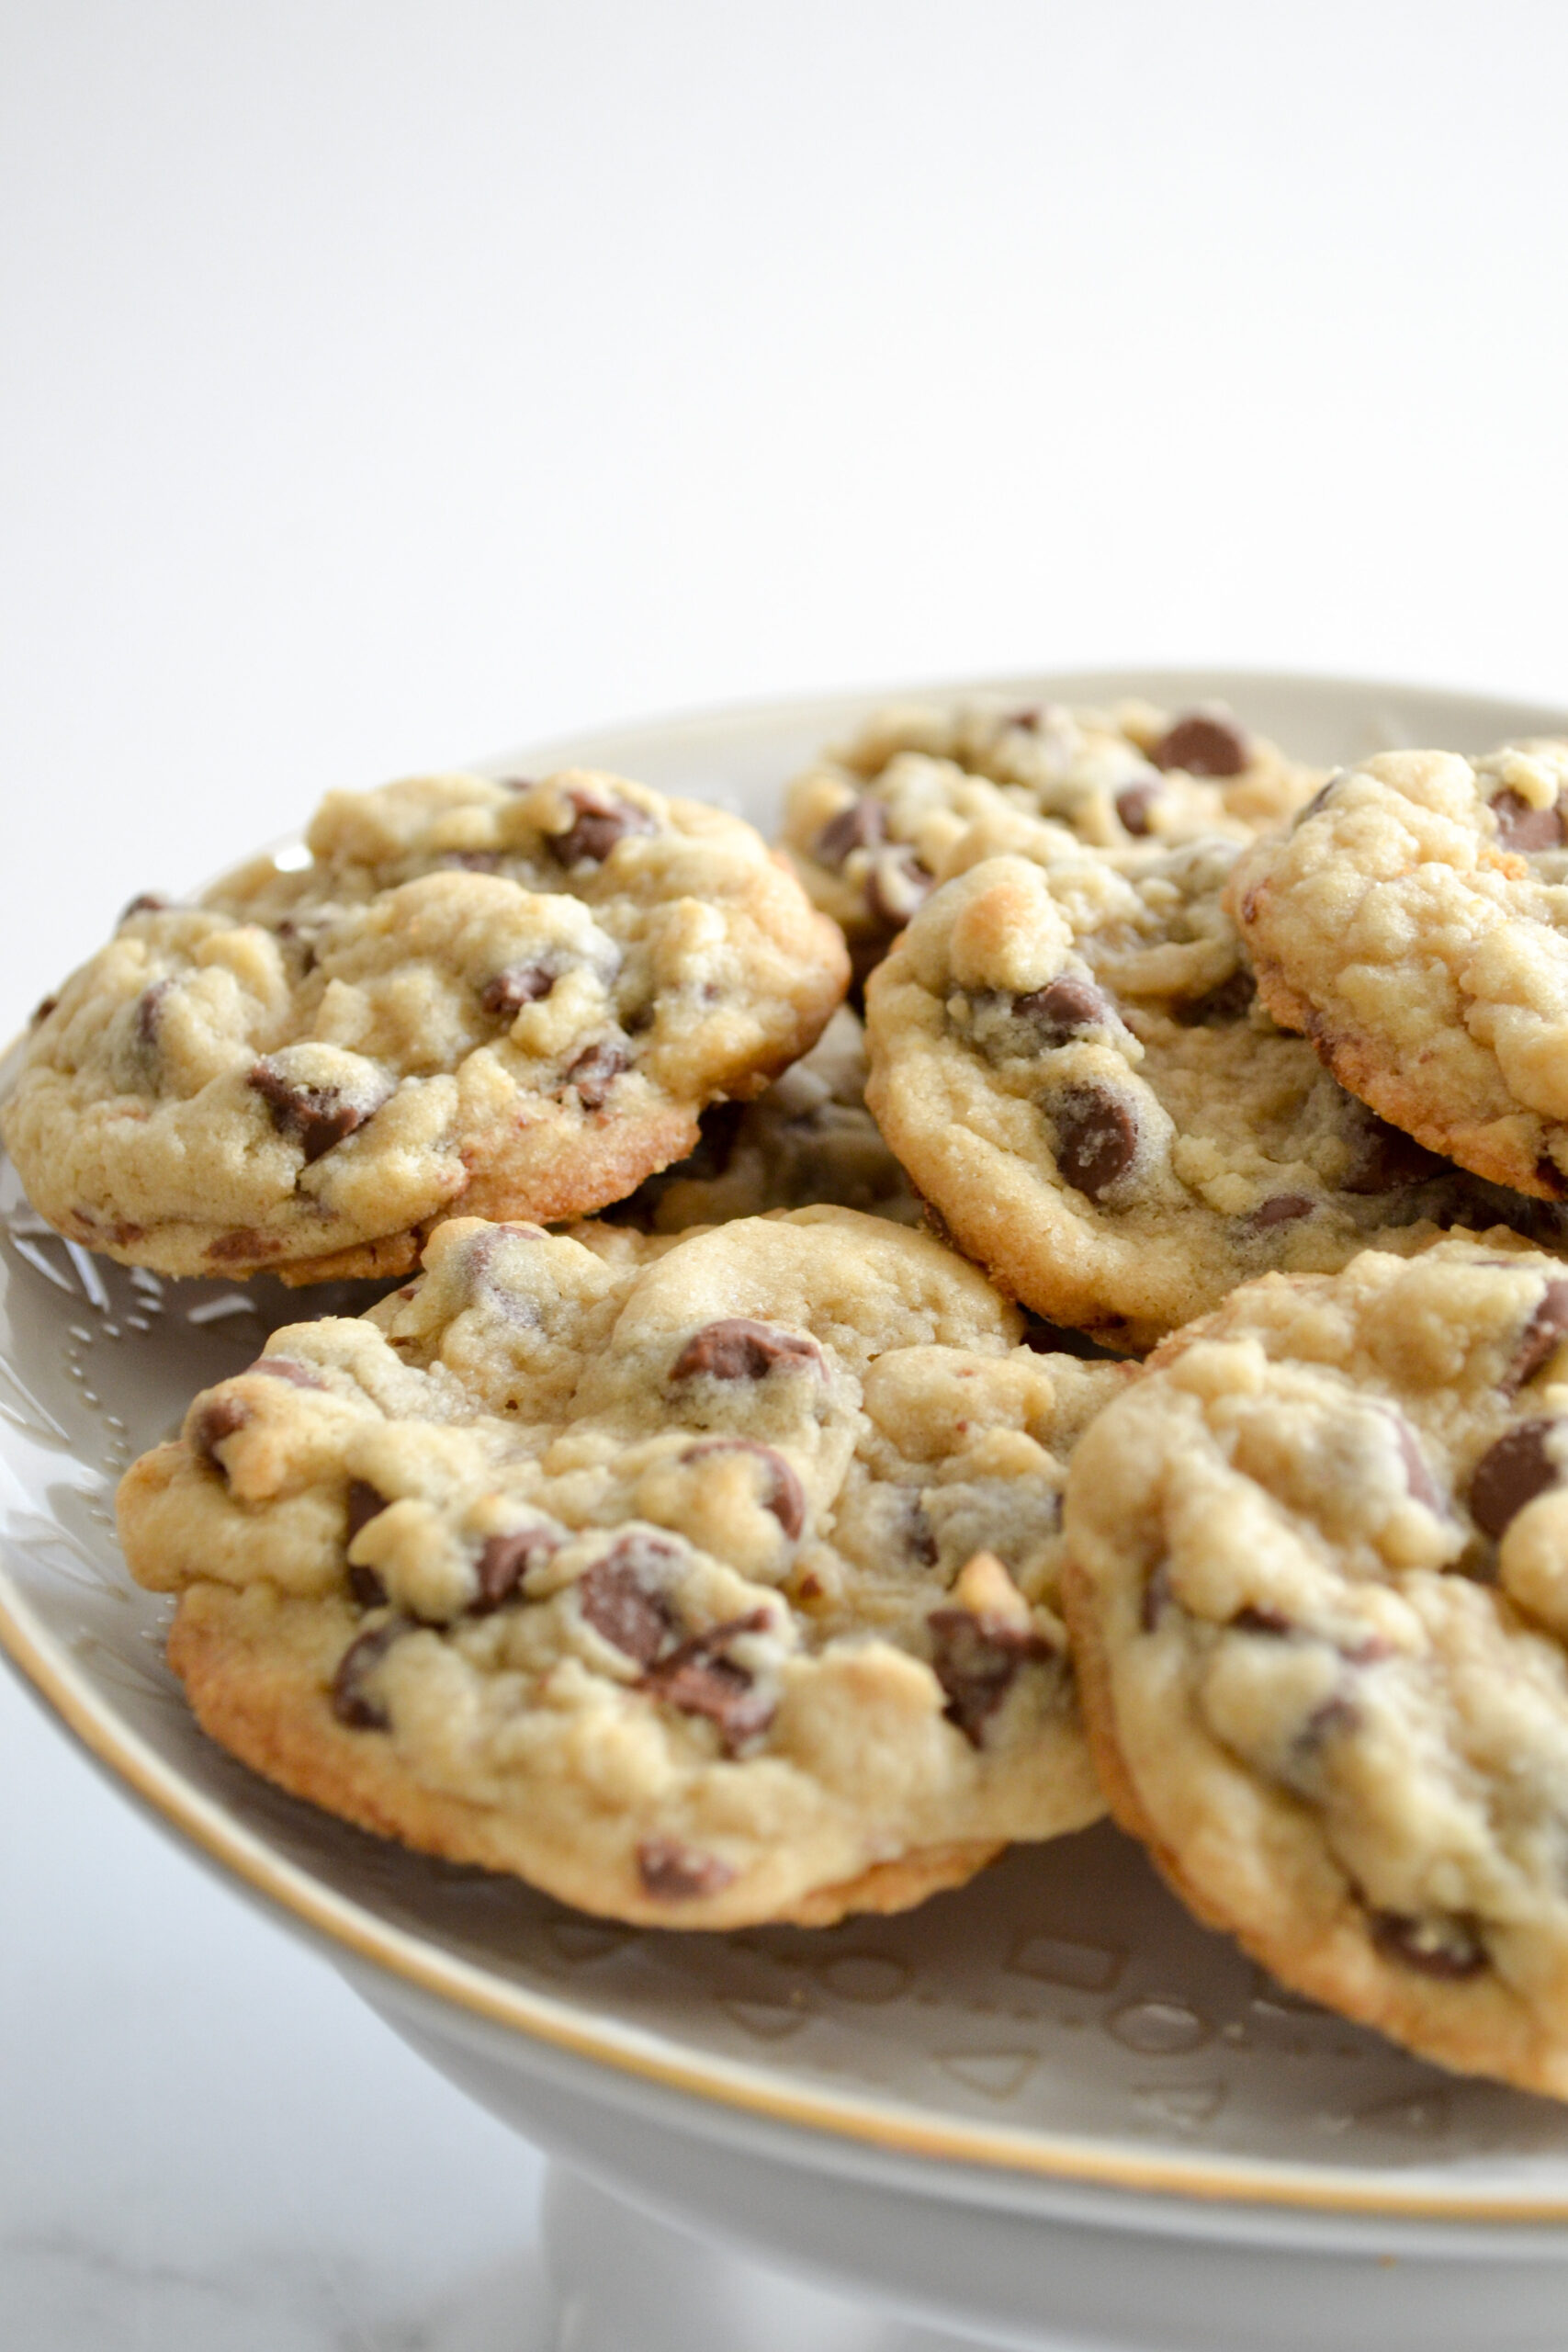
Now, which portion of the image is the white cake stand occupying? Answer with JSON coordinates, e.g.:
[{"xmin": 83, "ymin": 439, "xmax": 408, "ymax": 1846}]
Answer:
[{"xmin": 7, "ymin": 673, "xmax": 1568, "ymax": 2351}]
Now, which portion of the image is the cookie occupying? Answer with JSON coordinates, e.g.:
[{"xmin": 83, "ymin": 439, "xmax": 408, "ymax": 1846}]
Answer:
[
  {"xmin": 781, "ymin": 695, "xmax": 1321, "ymax": 969},
  {"xmin": 863, "ymin": 836, "xmax": 1568, "ymax": 1351},
  {"xmin": 118, "ymin": 1208, "xmax": 1122, "ymax": 1928},
  {"xmin": 2, "ymin": 770, "xmax": 851, "ymax": 1283},
  {"xmin": 593, "ymin": 1007, "xmax": 920, "ymax": 1235},
  {"xmin": 1229, "ymin": 741, "xmax": 1568, "ymax": 1201},
  {"xmin": 1063, "ymin": 1237, "xmax": 1568, "ymax": 2100}
]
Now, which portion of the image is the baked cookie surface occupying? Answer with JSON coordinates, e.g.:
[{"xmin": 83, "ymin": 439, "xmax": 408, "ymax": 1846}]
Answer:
[
  {"xmin": 863, "ymin": 837, "xmax": 1568, "ymax": 1351},
  {"xmin": 1064, "ymin": 1238, "xmax": 1568, "ymax": 2100},
  {"xmin": 3, "ymin": 771, "xmax": 850, "ymax": 1282},
  {"xmin": 1230, "ymin": 741, "xmax": 1568, "ymax": 1200},
  {"xmin": 118, "ymin": 1208, "xmax": 1119, "ymax": 1928},
  {"xmin": 781, "ymin": 695, "xmax": 1321, "ymax": 968}
]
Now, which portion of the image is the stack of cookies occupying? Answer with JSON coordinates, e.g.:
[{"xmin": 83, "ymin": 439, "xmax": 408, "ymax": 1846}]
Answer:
[{"xmin": 11, "ymin": 705, "xmax": 1568, "ymax": 2100}]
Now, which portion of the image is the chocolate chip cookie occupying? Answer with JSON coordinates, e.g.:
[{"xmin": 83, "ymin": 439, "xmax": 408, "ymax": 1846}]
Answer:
[
  {"xmin": 864, "ymin": 839, "xmax": 1568, "ymax": 1351},
  {"xmin": 1230, "ymin": 742, "xmax": 1568, "ymax": 1200},
  {"xmin": 597, "ymin": 1008, "xmax": 920, "ymax": 1235},
  {"xmin": 3, "ymin": 771, "xmax": 851, "ymax": 1282},
  {"xmin": 1064, "ymin": 1237, "xmax": 1568, "ymax": 2099},
  {"xmin": 781, "ymin": 695, "xmax": 1321, "ymax": 970},
  {"xmin": 118, "ymin": 1208, "xmax": 1121, "ymax": 1928}
]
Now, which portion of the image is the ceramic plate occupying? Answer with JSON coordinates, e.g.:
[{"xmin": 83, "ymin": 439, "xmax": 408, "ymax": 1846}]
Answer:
[{"xmin": 10, "ymin": 670, "xmax": 1568, "ymax": 2227}]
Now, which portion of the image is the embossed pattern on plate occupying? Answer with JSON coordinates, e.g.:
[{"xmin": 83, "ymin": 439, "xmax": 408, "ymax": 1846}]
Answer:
[{"xmin": 8, "ymin": 673, "xmax": 1568, "ymax": 2216}]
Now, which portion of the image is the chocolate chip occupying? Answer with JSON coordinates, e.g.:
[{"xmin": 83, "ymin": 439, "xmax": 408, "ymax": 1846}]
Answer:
[
  {"xmin": 1391, "ymin": 1415, "xmax": 1441, "ymax": 1512},
  {"xmin": 1150, "ymin": 712, "xmax": 1249, "ymax": 778},
  {"xmin": 1230, "ymin": 1604, "xmax": 1292, "ymax": 1634},
  {"xmin": 1251, "ymin": 1193, "xmax": 1315, "ymax": 1229},
  {"xmin": 134, "ymin": 978, "xmax": 173, "ymax": 1054},
  {"xmin": 815, "ymin": 797, "xmax": 886, "ymax": 868},
  {"xmin": 1007, "ymin": 706, "xmax": 1042, "ymax": 731},
  {"xmin": 928, "ymin": 1608, "xmax": 1053, "ymax": 1746},
  {"xmin": 1290, "ymin": 775, "xmax": 1340, "ymax": 831},
  {"xmin": 248, "ymin": 1061, "xmax": 383, "ymax": 1163},
  {"xmin": 636, "ymin": 1837, "xmax": 737, "ymax": 1900},
  {"xmin": 502, "ymin": 775, "xmax": 539, "ymax": 793},
  {"xmin": 681, "ymin": 1438, "xmax": 806, "ymax": 1540},
  {"xmin": 670, "ymin": 1318, "xmax": 822, "ymax": 1383},
  {"xmin": 446, "ymin": 849, "xmax": 501, "ymax": 872},
  {"xmin": 480, "ymin": 963, "xmax": 556, "ymax": 1016},
  {"xmin": 1172, "ymin": 968, "xmax": 1256, "ymax": 1027},
  {"xmin": 1114, "ymin": 779, "xmax": 1162, "ymax": 836},
  {"xmin": 1298, "ymin": 1692, "xmax": 1361, "ymax": 1750},
  {"xmin": 1469, "ymin": 1419, "xmax": 1564, "ymax": 1538},
  {"xmin": 242, "ymin": 1355, "xmax": 325, "ymax": 1389},
  {"xmin": 1141, "ymin": 1561, "xmax": 1173, "ymax": 1632},
  {"xmin": 193, "ymin": 1394, "xmax": 249, "ymax": 1472},
  {"xmin": 1011, "ymin": 975, "xmax": 1111, "ymax": 1045},
  {"xmin": 1491, "ymin": 789, "xmax": 1566, "ymax": 853},
  {"xmin": 29, "ymin": 994, "xmax": 57, "ymax": 1024},
  {"xmin": 331, "ymin": 1619, "xmax": 407, "ymax": 1731},
  {"xmin": 1506, "ymin": 1283, "xmax": 1568, "ymax": 1393},
  {"xmin": 864, "ymin": 850, "xmax": 933, "ymax": 929},
  {"xmin": 640, "ymin": 1609, "xmax": 776, "ymax": 1751},
  {"xmin": 562, "ymin": 1040, "xmax": 627, "ymax": 1111},
  {"xmin": 118, "ymin": 891, "xmax": 170, "ymax": 923},
  {"xmin": 578, "ymin": 1534, "xmax": 682, "ymax": 1664},
  {"xmin": 347, "ymin": 1563, "xmax": 389, "ymax": 1609},
  {"xmin": 1050, "ymin": 1085, "xmax": 1140, "ymax": 1199},
  {"xmin": 472, "ymin": 1527, "xmax": 560, "ymax": 1614},
  {"xmin": 1538, "ymin": 1154, "xmax": 1568, "ymax": 1200},
  {"xmin": 1341, "ymin": 1109, "xmax": 1445, "ymax": 1194},
  {"xmin": 1370, "ymin": 1909, "xmax": 1487, "ymax": 1979},
  {"xmin": 547, "ymin": 786, "xmax": 656, "ymax": 867},
  {"xmin": 905, "ymin": 1494, "xmax": 939, "ymax": 1566},
  {"xmin": 346, "ymin": 1479, "xmax": 390, "ymax": 1542}
]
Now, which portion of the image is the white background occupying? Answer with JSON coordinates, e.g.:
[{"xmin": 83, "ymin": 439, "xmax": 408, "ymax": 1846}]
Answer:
[{"xmin": 5, "ymin": 4, "xmax": 1568, "ymax": 2342}]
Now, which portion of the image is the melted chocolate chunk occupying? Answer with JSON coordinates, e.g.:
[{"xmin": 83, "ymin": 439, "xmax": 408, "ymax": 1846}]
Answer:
[
  {"xmin": 640, "ymin": 1609, "xmax": 775, "ymax": 1751},
  {"xmin": 1251, "ymin": 1193, "xmax": 1314, "ymax": 1229},
  {"xmin": 1491, "ymin": 789, "xmax": 1566, "ymax": 854},
  {"xmin": 547, "ymin": 787, "xmax": 655, "ymax": 867},
  {"xmin": 928, "ymin": 1608, "xmax": 1053, "ymax": 1746},
  {"xmin": 1011, "ymin": 975, "xmax": 1111, "ymax": 1045},
  {"xmin": 1370, "ymin": 1909, "xmax": 1487, "ymax": 1979},
  {"xmin": 472, "ymin": 1526, "xmax": 560, "ymax": 1614},
  {"xmin": 670, "ymin": 1317, "xmax": 821, "ymax": 1383},
  {"xmin": 193, "ymin": 1394, "xmax": 249, "ymax": 1472},
  {"xmin": 249, "ymin": 1061, "xmax": 381, "ymax": 1163},
  {"xmin": 1173, "ymin": 968, "xmax": 1257, "ymax": 1027},
  {"xmin": 637, "ymin": 1837, "xmax": 737, "ymax": 1900},
  {"xmin": 480, "ymin": 963, "xmax": 556, "ymax": 1017},
  {"xmin": 682, "ymin": 1437, "xmax": 806, "ymax": 1540},
  {"xmin": 578, "ymin": 1538, "xmax": 682, "ymax": 1665},
  {"xmin": 864, "ymin": 850, "xmax": 932, "ymax": 929},
  {"xmin": 134, "ymin": 978, "xmax": 173, "ymax": 1055},
  {"xmin": 815, "ymin": 797, "xmax": 887, "ymax": 868},
  {"xmin": 347, "ymin": 1563, "xmax": 389, "ymax": 1610},
  {"xmin": 1341, "ymin": 1109, "xmax": 1445, "ymax": 1194},
  {"xmin": 1469, "ymin": 1419, "xmax": 1564, "ymax": 1538},
  {"xmin": 1506, "ymin": 1283, "xmax": 1568, "ymax": 1393},
  {"xmin": 562, "ymin": 1040, "xmax": 627, "ymax": 1110},
  {"xmin": 1051, "ymin": 1086, "xmax": 1140, "ymax": 1199},
  {"xmin": 346, "ymin": 1479, "xmax": 390, "ymax": 1542},
  {"xmin": 1149, "ymin": 712, "xmax": 1249, "ymax": 778},
  {"xmin": 243, "ymin": 1355, "xmax": 325, "ymax": 1389},
  {"xmin": 331, "ymin": 1619, "xmax": 407, "ymax": 1731},
  {"xmin": 119, "ymin": 891, "xmax": 171, "ymax": 923},
  {"xmin": 1230, "ymin": 1604, "xmax": 1292, "ymax": 1634},
  {"xmin": 1114, "ymin": 779, "xmax": 1162, "ymax": 836}
]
